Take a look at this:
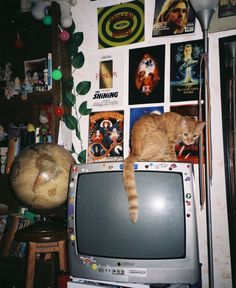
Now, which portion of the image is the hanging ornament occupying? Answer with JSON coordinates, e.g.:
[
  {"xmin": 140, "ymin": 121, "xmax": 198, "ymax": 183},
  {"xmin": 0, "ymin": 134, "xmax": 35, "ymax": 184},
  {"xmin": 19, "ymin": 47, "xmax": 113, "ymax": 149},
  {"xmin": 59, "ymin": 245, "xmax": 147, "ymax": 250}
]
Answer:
[
  {"xmin": 43, "ymin": 9, "xmax": 52, "ymax": 26},
  {"xmin": 52, "ymin": 67, "xmax": 62, "ymax": 80},
  {"xmin": 58, "ymin": 25, "xmax": 70, "ymax": 42},
  {"xmin": 15, "ymin": 33, "xmax": 23, "ymax": 49},
  {"xmin": 54, "ymin": 104, "xmax": 65, "ymax": 117}
]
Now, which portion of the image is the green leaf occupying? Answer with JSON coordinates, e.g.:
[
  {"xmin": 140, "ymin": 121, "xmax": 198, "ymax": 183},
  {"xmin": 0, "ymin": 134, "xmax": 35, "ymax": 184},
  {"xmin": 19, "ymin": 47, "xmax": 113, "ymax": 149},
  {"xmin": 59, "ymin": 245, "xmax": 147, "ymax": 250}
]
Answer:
[
  {"xmin": 72, "ymin": 32, "xmax": 84, "ymax": 47},
  {"xmin": 67, "ymin": 21, "xmax": 76, "ymax": 34},
  {"xmin": 63, "ymin": 91, "xmax": 76, "ymax": 107},
  {"xmin": 77, "ymin": 149, "xmax": 86, "ymax": 163},
  {"xmin": 64, "ymin": 76, "xmax": 74, "ymax": 90},
  {"xmin": 76, "ymin": 81, "xmax": 91, "ymax": 95},
  {"xmin": 75, "ymin": 126, "xmax": 82, "ymax": 141},
  {"xmin": 68, "ymin": 41, "xmax": 78, "ymax": 57},
  {"xmin": 64, "ymin": 114, "xmax": 78, "ymax": 130},
  {"xmin": 72, "ymin": 52, "xmax": 85, "ymax": 69},
  {"xmin": 79, "ymin": 101, "xmax": 92, "ymax": 116}
]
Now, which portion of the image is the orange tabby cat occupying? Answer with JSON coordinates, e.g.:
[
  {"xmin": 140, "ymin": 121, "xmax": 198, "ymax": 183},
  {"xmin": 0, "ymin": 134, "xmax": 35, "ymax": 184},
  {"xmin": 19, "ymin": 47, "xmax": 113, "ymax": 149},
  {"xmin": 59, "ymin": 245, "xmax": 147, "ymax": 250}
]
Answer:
[{"xmin": 123, "ymin": 111, "xmax": 205, "ymax": 223}]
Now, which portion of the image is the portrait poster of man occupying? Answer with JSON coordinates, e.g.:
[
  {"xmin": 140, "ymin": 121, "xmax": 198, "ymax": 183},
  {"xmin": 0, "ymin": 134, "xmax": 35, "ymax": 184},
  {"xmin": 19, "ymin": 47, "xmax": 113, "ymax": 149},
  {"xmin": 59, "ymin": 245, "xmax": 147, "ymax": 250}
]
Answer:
[
  {"xmin": 170, "ymin": 39, "xmax": 204, "ymax": 102},
  {"xmin": 170, "ymin": 104, "xmax": 205, "ymax": 164},
  {"xmin": 129, "ymin": 45, "xmax": 165, "ymax": 105},
  {"xmin": 87, "ymin": 111, "xmax": 124, "ymax": 163},
  {"xmin": 152, "ymin": 0, "xmax": 195, "ymax": 37}
]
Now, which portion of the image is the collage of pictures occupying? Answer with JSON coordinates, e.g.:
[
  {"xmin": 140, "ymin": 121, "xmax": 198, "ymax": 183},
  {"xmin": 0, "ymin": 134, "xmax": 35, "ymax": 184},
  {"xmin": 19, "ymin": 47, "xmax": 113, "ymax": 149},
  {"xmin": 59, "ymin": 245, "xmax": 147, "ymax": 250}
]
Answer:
[{"xmin": 87, "ymin": 0, "xmax": 205, "ymax": 164}]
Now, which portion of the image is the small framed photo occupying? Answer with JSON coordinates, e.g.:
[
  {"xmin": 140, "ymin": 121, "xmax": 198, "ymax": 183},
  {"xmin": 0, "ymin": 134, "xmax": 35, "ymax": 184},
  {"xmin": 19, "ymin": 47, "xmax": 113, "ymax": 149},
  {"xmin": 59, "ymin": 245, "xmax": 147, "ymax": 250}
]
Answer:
[
  {"xmin": 24, "ymin": 58, "xmax": 46, "ymax": 79},
  {"xmin": 24, "ymin": 57, "xmax": 48, "ymax": 91}
]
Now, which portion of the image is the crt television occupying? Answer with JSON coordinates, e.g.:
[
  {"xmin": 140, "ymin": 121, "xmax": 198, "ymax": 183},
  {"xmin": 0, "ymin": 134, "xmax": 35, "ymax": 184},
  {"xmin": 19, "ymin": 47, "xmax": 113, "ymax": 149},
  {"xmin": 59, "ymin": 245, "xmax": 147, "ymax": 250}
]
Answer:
[{"xmin": 67, "ymin": 161, "xmax": 200, "ymax": 286}]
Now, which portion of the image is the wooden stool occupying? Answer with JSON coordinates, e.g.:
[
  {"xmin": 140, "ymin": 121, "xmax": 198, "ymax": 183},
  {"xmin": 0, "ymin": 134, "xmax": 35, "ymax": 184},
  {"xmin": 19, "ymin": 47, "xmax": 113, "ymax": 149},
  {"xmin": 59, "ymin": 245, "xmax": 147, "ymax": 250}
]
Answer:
[{"xmin": 14, "ymin": 222, "xmax": 67, "ymax": 288}]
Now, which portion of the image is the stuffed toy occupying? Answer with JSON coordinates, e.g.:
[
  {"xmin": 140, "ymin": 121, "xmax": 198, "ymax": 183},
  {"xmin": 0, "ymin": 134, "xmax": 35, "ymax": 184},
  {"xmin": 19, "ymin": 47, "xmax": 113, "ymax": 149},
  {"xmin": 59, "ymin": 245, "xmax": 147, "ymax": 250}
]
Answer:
[{"xmin": 21, "ymin": 0, "xmax": 77, "ymax": 28}]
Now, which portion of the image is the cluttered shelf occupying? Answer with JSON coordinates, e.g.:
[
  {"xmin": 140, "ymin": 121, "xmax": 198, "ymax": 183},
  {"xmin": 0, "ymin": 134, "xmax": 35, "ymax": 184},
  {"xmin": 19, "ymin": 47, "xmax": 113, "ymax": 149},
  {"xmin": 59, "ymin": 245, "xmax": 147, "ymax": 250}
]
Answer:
[{"xmin": 0, "ymin": 89, "xmax": 54, "ymax": 104}]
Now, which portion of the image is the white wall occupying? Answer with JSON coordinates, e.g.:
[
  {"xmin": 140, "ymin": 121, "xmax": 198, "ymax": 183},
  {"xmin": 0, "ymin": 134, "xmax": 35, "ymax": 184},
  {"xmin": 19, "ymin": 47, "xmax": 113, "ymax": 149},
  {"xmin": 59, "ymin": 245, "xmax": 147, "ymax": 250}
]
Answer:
[{"xmin": 70, "ymin": 1, "xmax": 234, "ymax": 287}]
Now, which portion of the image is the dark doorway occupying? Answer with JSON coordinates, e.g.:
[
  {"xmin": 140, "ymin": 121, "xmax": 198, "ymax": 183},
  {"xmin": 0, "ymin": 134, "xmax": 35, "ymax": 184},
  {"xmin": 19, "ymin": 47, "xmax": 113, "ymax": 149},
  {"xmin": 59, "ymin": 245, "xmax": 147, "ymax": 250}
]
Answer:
[{"xmin": 219, "ymin": 34, "xmax": 236, "ymax": 287}]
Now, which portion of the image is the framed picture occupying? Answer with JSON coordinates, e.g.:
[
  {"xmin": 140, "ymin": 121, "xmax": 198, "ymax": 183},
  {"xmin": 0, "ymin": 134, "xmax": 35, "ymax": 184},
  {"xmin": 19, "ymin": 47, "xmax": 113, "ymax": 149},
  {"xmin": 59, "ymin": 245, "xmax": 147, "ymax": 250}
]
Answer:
[
  {"xmin": 24, "ymin": 57, "xmax": 48, "ymax": 91},
  {"xmin": 152, "ymin": 0, "xmax": 195, "ymax": 37},
  {"xmin": 98, "ymin": 0, "xmax": 144, "ymax": 49},
  {"xmin": 87, "ymin": 111, "xmax": 124, "ymax": 163},
  {"xmin": 170, "ymin": 104, "xmax": 204, "ymax": 164},
  {"xmin": 209, "ymin": 2, "xmax": 236, "ymax": 32},
  {"xmin": 219, "ymin": 0, "xmax": 236, "ymax": 18},
  {"xmin": 129, "ymin": 45, "xmax": 165, "ymax": 105},
  {"xmin": 170, "ymin": 39, "xmax": 204, "ymax": 102},
  {"xmin": 130, "ymin": 106, "xmax": 164, "ymax": 132}
]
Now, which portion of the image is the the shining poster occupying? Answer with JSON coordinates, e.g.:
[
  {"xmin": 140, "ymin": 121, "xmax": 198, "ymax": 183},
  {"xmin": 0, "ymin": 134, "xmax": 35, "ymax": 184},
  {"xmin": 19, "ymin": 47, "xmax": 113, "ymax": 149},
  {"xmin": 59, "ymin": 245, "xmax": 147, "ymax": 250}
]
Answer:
[
  {"xmin": 170, "ymin": 40, "xmax": 204, "ymax": 102},
  {"xmin": 129, "ymin": 45, "xmax": 165, "ymax": 105},
  {"xmin": 87, "ymin": 111, "xmax": 124, "ymax": 163},
  {"xmin": 88, "ymin": 53, "xmax": 124, "ymax": 109},
  {"xmin": 98, "ymin": 0, "xmax": 144, "ymax": 49}
]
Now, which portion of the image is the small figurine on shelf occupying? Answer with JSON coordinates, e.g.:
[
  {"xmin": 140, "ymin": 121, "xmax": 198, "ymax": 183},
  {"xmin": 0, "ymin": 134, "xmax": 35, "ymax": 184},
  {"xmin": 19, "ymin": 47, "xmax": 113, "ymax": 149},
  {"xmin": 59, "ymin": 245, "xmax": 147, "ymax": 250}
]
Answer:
[
  {"xmin": 12, "ymin": 77, "xmax": 21, "ymax": 95},
  {"xmin": 26, "ymin": 123, "xmax": 36, "ymax": 145},
  {"xmin": 38, "ymin": 105, "xmax": 52, "ymax": 142},
  {"xmin": 0, "ymin": 125, "xmax": 8, "ymax": 151},
  {"xmin": 4, "ymin": 81, "xmax": 14, "ymax": 99},
  {"xmin": 3, "ymin": 62, "xmax": 13, "ymax": 82},
  {"xmin": 21, "ymin": 74, "xmax": 33, "ymax": 99},
  {"xmin": 32, "ymin": 72, "xmax": 39, "ymax": 84},
  {"xmin": 0, "ymin": 125, "xmax": 7, "ymax": 143},
  {"xmin": 43, "ymin": 68, "xmax": 48, "ymax": 90}
]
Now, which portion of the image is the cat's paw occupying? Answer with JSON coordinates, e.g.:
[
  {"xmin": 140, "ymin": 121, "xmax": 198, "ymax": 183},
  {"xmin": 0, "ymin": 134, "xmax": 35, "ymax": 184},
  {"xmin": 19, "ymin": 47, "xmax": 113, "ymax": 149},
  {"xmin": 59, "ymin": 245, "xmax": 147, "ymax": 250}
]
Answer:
[{"xmin": 130, "ymin": 211, "xmax": 138, "ymax": 223}]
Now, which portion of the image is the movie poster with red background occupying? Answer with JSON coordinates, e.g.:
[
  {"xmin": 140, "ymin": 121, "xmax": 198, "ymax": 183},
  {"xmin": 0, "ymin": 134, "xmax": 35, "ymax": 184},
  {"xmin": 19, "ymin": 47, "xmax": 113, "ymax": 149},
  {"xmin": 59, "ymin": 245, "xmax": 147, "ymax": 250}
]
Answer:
[{"xmin": 129, "ymin": 45, "xmax": 165, "ymax": 105}]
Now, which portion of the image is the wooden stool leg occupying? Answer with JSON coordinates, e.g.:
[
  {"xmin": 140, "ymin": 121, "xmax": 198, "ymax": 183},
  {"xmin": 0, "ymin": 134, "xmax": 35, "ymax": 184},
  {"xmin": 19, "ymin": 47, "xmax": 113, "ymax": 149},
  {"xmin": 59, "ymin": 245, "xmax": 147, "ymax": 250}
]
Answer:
[
  {"xmin": 26, "ymin": 242, "xmax": 36, "ymax": 288},
  {"xmin": 58, "ymin": 240, "xmax": 67, "ymax": 271}
]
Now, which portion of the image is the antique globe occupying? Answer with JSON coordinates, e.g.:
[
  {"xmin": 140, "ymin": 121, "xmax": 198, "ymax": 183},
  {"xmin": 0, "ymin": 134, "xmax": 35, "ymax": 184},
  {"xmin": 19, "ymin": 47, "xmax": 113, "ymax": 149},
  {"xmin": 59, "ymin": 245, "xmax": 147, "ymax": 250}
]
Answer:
[{"xmin": 10, "ymin": 143, "xmax": 76, "ymax": 213}]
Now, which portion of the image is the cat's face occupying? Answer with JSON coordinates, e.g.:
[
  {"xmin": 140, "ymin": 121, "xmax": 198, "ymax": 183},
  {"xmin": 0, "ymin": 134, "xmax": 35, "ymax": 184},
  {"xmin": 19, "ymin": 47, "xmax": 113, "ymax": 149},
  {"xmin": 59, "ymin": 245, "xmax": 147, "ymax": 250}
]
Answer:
[{"xmin": 178, "ymin": 118, "xmax": 206, "ymax": 145}]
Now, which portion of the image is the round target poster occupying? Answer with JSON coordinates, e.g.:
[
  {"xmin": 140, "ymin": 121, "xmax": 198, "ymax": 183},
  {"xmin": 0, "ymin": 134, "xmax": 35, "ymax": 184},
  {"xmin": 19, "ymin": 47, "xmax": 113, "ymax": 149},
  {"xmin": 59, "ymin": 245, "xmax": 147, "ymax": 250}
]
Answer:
[{"xmin": 98, "ymin": 0, "xmax": 144, "ymax": 49}]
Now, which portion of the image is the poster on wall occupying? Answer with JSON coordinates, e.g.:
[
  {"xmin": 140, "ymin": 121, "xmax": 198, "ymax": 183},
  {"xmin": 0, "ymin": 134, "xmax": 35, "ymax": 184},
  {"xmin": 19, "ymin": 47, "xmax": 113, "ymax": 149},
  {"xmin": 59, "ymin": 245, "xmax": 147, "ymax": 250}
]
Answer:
[
  {"xmin": 129, "ymin": 45, "xmax": 165, "ymax": 105},
  {"xmin": 219, "ymin": 0, "xmax": 236, "ymax": 18},
  {"xmin": 209, "ymin": 3, "xmax": 236, "ymax": 32},
  {"xmin": 88, "ymin": 54, "xmax": 124, "ymax": 109},
  {"xmin": 170, "ymin": 104, "xmax": 204, "ymax": 164},
  {"xmin": 87, "ymin": 111, "xmax": 124, "ymax": 163},
  {"xmin": 98, "ymin": 0, "xmax": 144, "ymax": 49},
  {"xmin": 170, "ymin": 39, "xmax": 204, "ymax": 102},
  {"xmin": 130, "ymin": 106, "xmax": 164, "ymax": 132},
  {"xmin": 152, "ymin": 0, "xmax": 195, "ymax": 37}
]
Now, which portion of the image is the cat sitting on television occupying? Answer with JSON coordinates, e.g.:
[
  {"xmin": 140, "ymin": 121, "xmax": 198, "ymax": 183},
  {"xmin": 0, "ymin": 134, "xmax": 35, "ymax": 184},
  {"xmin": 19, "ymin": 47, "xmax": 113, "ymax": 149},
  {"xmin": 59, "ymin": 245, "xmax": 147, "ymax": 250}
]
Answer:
[{"xmin": 123, "ymin": 111, "xmax": 205, "ymax": 223}]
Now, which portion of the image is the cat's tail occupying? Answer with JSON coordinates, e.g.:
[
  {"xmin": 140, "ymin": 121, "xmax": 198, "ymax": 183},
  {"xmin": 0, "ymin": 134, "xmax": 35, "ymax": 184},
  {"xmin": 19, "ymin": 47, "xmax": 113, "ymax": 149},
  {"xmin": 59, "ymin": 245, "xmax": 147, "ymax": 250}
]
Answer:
[{"xmin": 123, "ymin": 154, "xmax": 139, "ymax": 223}]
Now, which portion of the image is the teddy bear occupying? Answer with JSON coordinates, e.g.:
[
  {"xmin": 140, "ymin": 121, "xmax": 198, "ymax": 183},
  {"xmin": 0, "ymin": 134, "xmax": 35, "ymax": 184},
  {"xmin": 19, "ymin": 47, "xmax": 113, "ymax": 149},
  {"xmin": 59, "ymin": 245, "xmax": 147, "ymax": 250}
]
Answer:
[{"xmin": 20, "ymin": 0, "xmax": 77, "ymax": 28}]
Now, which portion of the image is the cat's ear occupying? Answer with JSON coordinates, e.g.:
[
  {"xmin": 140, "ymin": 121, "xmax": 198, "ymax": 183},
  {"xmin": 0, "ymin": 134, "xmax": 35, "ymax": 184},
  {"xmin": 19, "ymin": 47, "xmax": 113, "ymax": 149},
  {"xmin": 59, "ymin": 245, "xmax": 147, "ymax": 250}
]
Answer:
[
  {"xmin": 195, "ymin": 121, "xmax": 206, "ymax": 132},
  {"xmin": 179, "ymin": 118, "xmax": 188, "ymax": 129}
]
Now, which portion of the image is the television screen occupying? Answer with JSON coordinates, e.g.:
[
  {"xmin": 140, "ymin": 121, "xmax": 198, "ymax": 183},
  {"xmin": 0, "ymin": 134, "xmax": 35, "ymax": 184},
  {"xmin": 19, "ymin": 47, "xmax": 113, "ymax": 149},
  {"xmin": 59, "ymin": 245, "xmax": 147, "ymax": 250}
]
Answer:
[
  {"xmin": 67, "ymin": 162, "xmax": 199, "ymax": 285},
  {"xmin": 76, "ymin": 171, "xmax": 185, "ymax": 259}
]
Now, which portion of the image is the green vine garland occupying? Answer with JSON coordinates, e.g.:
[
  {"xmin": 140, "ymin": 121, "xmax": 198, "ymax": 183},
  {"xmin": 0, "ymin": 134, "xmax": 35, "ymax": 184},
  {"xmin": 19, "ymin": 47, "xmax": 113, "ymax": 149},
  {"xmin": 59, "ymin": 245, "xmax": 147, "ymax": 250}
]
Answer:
[{"xmin": 62, "ymin": 24, "xmax": 92, "ymax": 163}]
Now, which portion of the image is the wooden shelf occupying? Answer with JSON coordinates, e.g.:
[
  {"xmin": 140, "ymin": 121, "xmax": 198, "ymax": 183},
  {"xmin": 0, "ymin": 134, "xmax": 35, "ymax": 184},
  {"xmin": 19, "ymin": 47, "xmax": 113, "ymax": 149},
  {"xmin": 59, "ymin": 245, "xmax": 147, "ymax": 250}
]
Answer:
[
  {"xmin": 0, "ymin": 1, "xmax": 71, "ymax": 213},
  {"xmin": 0, "ymin": 90, "xmax": 54, "ymax": 104}
]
